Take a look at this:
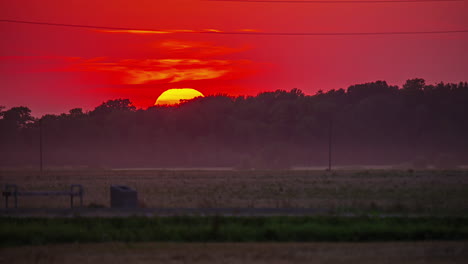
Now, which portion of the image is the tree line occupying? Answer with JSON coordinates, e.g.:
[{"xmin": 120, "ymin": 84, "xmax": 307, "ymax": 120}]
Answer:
[{"xmin": 1, "ymin": 78, "xmax": 467, "ymax": 169}]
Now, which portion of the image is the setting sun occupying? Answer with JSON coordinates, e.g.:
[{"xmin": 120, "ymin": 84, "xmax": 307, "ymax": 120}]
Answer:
[{"xmin": 155, "ymin": 88, "xmax": 204, "ymax": 106}]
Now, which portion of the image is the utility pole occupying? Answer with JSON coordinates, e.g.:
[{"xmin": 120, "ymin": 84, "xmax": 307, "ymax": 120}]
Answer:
[
  {"xmin": 39, "ymin": 119, "xmax": 43, "ymax": 172},
  {"xmin": 328, "ymin": 118, "xmax": 333, "ymax": 171}
]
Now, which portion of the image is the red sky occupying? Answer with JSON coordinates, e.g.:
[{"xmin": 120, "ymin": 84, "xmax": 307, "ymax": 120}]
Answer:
[{"xmin": 1, "ymin": 0, "xmax": 467, "ymax": 116}]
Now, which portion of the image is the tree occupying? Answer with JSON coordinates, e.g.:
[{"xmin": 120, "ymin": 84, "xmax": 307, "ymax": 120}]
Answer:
[
  {"xmin": 402, "ymin": 78, "xmax": 425, "ymax": 97},
  {"xmin": 347, "ymin": 81, "xmax": 398, "ymax": 102},
  {"xmin": 1, "ymin": 106, "xmax": 34, "ymax": 128},
  {"xmin": 1, "ymin": 79, "xmax": 467, "ymax": 168},
  {"xmin": 69, "ymin": 108, "xmax": 84, "ymax": 116},
  {"xmin": 90, "ymin": 99, "xmax": 136, "ymax": 116}
]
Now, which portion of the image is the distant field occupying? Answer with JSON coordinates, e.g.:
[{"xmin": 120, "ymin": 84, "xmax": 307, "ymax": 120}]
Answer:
[
  {"xmin": 1, "ymin": 242, "xmax": 467, "ymax": 264},
  {"xmin": 1, "ymin": 169, "xmax": 467, "ymax": 214}
]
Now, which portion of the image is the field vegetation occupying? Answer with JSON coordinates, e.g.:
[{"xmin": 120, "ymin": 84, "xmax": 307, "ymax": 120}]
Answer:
[
  {"xmin": 1, "ymin": 216, "xmax": 467, "ymax": 247},
  {"xmin": 1, "ymin": 169, "xmax": 467, "ymax": 215},
  {"xmin": 2, "ymin": 242, "xmax": 467, "ymax": 264}
]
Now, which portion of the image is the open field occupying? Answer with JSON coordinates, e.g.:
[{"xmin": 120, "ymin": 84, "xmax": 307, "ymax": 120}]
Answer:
[
  {"xmin": 1, "ymin": 169, "xmax": 467, "ymax": 214},
  {"xmin": 2, "ymin": 170, "xmax": 467, "ymax": 263},
  {"xmin": 1, "ymin": 242, "xmax": 467, "ymax": 264}
]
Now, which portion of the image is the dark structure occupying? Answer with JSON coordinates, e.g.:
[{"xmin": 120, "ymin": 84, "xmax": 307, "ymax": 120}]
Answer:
[
  {"xmin": 110, "ymin": 185, "xmax": 138, "ymax": 208},
  {"xmin": 2, "ymin": 184, "xmax": 84, "ymax": 208}
]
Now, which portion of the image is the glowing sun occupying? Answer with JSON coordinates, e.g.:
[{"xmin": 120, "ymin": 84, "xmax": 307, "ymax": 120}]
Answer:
[{"xmin": 155, "ymin": 88, "xmax": 204, "ymax": 106}]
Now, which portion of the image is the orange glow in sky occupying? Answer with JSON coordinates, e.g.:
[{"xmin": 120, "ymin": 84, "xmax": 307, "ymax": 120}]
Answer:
[
  {"xmin": 0, "ymin": 0, "xmax": 466, "ymax": 115},
  {"xmin": 69, "ymin": 39, "xmax": 257, "ymax": 86}
]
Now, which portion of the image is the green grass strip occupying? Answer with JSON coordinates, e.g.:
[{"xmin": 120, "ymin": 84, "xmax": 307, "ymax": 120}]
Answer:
[{"xmin": 1, "ymin": 216, "xmax": 468, "ymax": 247}]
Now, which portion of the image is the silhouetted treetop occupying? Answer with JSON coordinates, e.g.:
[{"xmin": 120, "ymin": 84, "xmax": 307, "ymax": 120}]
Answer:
[
  {"xmin": 90, "ymin": 99, "xmax": 136, "ymax": 116},
  {"xmin": 347, "ymin": 80, "xmax": 398, "ymax": 102},
  {"xmin": 69, "ymin": 108, "xmax": 84, "ymax": 116},
  {"xmin": 0, "ymin": 106, "xmax": 34, "ymax": 129},
  {"xmin": 1, "ymin": 78, "xmax": 467, "ymax": 168}
]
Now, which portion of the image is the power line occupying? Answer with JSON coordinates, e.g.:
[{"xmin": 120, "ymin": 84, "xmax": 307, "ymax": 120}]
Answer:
[
  {"xmin": 1, "ymin": 19, "xmax": 467, "ymax": 36},
  {"xmin": 0, "ymin": 19, "xmax": 141, "ymax": 31},
  {"xmin": 207, "ymin": 0, "xmax": 464, "ymax": 3}
]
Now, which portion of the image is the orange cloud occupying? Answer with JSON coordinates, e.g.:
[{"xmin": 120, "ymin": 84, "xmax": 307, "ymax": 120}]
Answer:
[
  {"xmin": 76, "ymin": 58, "xmax": 250, "ymax": 84},
  {"xmin": 124, "ymin": 66, "xmax": 229, "ymax": 84},
  {"xmin": 101, "ymin": 29, "xmax": 172, "ymax": 34},
  {"xmin": 97, "ymin": 28, "xmax": 261, "ymax": 35},
  {"xmin": 70, "ymin": 40, "xmax": 257, "ymax": 85},
  {"xmin": 158, "ymin": 40, "xmax": 249, "ymax": 57}
]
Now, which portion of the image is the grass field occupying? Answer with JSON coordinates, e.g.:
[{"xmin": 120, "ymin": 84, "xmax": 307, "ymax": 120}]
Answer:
[
  {"xmin": 1, "ymin": 216, "xmax": 467, "ymax": 246},
  {"xmin": 2, "ymin": 169, "xmax": 467, "ymax": 263},
  {"xmin": 1, "ymin": 242, "xmax": 467, "ymax": 264},
  {"xmin": 1, "ymin": 169, "xmax": 467, "ymax": 214}
]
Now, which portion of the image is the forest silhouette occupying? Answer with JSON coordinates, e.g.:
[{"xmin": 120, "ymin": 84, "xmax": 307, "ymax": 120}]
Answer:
[{"xmin": 1, "ymin": 78, "xmax": 467, "ymax": 169}]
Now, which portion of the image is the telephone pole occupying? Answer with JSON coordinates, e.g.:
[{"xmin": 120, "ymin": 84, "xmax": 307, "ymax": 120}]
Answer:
[
  {"xmin": 328, "ymin": 118, "xmax": 333, "ymax": 171},
  {"xmin": 39, "ymin": 119, "xmax": 43, "ymax": 172}
]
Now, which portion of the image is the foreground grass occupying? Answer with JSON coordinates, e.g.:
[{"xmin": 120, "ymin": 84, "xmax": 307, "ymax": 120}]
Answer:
[
  {"xmin": 2, "ymin": 242, "xmax": 468, "ymax": 264},
  {"xmin": 1, "ymin": 216, "xmax": 468, "ymax": 247}
]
